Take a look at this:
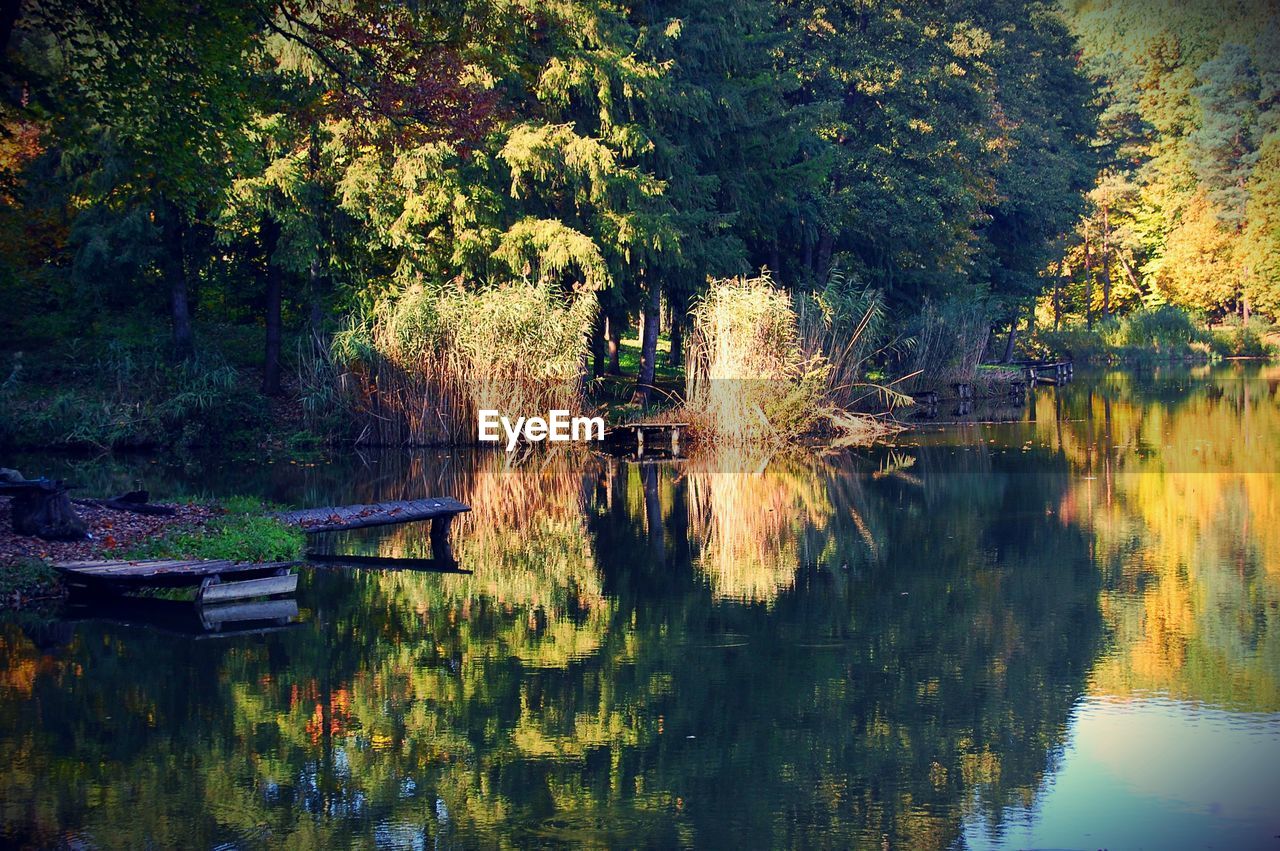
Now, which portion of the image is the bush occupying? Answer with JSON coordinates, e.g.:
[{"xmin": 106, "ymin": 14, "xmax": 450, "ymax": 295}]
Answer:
[
  {"xmin": 1109, "ymin": 305, "xmax": 1203, "ymax": 350},
  {"xmin": 0, "ymin": 334, "xmax": 268, "ymax": 450},
  {"xmin": 1209, "ymin": 317, "xmax": 1275, "ymax": 358},
  {"xmin": 334, "ymin": 280, "xmax": 597, "ymax": 444},
  {"xmin": 1036, "ymin": 306, "xmax": 1215, "ymax": 362},
  {"xmin": 684, "ymin": 274, "xmax": 897, "ymax": 443}
]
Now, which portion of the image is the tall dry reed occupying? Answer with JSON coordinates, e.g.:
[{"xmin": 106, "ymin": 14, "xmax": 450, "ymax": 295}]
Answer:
[
  {"xmin": 903, "ymin": 298, "xmax": 991, "ymax": 390},
  {"xmin": 334, "ymin": 280, "xmax": 596, "ymax": 444},
  {"xmin": 684, "ymin": 273, "xmax": 900, "ymax": 444}
]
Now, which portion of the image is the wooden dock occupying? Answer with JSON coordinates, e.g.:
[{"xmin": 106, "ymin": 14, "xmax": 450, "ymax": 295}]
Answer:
[
  {"xmin": 610, "ymin": 422, "xmax": 688, "ymax": 456},
  {"xmin": 278, "ymin": 497, "xmax": 470, "ymax": 537},
  {"xmin": 54, "ymin": 558, "xmax": 299, "ymax": 603}
]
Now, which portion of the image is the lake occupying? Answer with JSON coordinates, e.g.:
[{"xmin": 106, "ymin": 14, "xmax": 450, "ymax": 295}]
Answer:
[{"xmin": 2, "ymin": 364, "xmax": 1279, "ymax": 849}]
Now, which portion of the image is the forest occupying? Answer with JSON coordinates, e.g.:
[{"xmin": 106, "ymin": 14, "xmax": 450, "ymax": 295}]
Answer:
[{"xmin": 0, "ymin": 0, "xmax": 1276, "ymax": 448}]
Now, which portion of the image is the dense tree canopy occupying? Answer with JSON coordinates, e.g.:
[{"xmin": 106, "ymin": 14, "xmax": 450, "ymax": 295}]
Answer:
[
  {"xmin": 1052, "ymin": 0, "xmax": 1280, "ymax": 325},
  {"xmin": 2, "ymin": 0, "xmax": 1269, "ymax": 431}
]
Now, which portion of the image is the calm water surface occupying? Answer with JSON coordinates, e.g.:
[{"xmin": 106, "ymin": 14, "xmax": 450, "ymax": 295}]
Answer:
[{"xmin": 2, "ymin": 365, "xmax": 1279, "ymax": 849}]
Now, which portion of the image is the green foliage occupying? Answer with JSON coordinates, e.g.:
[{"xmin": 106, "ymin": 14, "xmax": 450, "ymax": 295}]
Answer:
[
  {"xmin": 0, "ymin": 560, "xmax": 61, "ymax": 604},
  {"xmin": 122, "ymin": 503, "xmax": 303, "ymax": 563},
  {"xmin": 1113, "ymin": 306, "xmax": 1204, "ymax": 349},
  {"xmin": 0, "ymin": 333, "xmax": 268, "ymax": 450},
  {"xmin": 1057, "ymin": 0, "xmax": 1280, "ymax": 323},
  {"xmin": 1210, "ymin": 317, "xmax": 1276, "ymax": 358},
  {"xmin": 1036, "ymin": 305, "xmax": 1219, "ymax": 361}
]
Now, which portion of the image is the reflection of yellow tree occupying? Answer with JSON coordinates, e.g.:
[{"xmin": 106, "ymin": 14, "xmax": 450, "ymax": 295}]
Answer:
[
  {"xmin": 1042, "ymin": 368, "xmax": 1280, "ymax": 710},
  {"xmin": 685, "ymin": 449, "xmax": 835, "ymax": 603}
]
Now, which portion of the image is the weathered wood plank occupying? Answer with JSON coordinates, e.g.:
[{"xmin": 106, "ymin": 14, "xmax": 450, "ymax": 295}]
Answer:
[
  {"xmin": 54, "ymin": 559, "xmax": 299, "ymax": 587},
  {"xmin": 200, "ymin": 598, "xmax": 299, "ymax": 626},
  {"xmin": 56, "ymin": 559, "xmax": 202, "ymax": 570},
  {"xmin": 199, "ymin": 573, "xmax": 297, "ymax": 603},
  {"xmin": 278, "ymin": 498, "xmax": 470, "ymax": 534}
]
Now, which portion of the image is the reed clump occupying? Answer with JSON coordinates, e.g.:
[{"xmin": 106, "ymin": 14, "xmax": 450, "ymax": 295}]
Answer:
[
  {"xmin": 684, "ymin": 273, "xmax": 899, "ymax": 444},
  {"xmin": 334, "ymin": 280, "xmax": 596, "ymax": 445},
  {"xmin": 902, "ymin": 297, "xmax": 991, "ymax": 390}
]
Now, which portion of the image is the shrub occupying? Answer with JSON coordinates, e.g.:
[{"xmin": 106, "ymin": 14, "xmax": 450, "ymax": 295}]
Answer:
[
  {"xmin": 685, "ymin": 274, "xmax": 897, "ymax": 443},
  {"xmin": 902, "ymin": 297, "xmax": 991, "ymax": 389},
  {"xmin": 0, "ymin": 334, "xmax": 267, "ymax": 450},
  {"xmin": 334, "ymin": 279, "xmax": 597, "ymax": 445},
  {"xmin": 1037, "ymin": 306, "xmax": 1217, "ymax": 362},
  {"xmin": 1210, "ymin": 317, "xmax": 1275, "ymax": 358},
  {"xmin": 1109, "ymin": 305, "xmax": 1203, "ymax": 350}
]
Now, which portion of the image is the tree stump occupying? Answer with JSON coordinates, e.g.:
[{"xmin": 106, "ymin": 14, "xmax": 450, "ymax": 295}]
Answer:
[{"xmin": 2, "ymin": 477, "xmax": 88, "ymax": 540}]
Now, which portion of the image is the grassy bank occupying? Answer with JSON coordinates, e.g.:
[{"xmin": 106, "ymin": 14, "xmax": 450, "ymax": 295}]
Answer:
[
  {"xmin": 116, "ymin": 497, "xmax": 303, "ymax": 563},
  {"xmin": 1035, "ymin": 307, "xmax": 1277, "ymax": 363},
  {"xmin": 0, "ymin": 496, "xmax": 304, "ymax": 608}
]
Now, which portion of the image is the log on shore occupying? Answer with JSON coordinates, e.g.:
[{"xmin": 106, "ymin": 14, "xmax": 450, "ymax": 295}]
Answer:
[
  {"xmin": 278, "ymin": 498, "xmax": 471, "ymax": 534},
  {"xmin": 73, "ymin": 491, "xmax": 177, "ymax": 516}
]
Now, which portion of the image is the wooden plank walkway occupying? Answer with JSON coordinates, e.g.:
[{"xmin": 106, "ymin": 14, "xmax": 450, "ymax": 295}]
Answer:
[
  {"xmin": 610, "ymin": 422, "xmax": 689, "ymax": 456},
  {"xmin": 278, "ymin": 498, "xmax": 470, "ymax": 534},
  {"xmin": 55, "ymin": 559, "xmax": 300, "ymax": 603},
  {"xmin": 55, "ymin": 558, "xmax": 297, "ymax": 584}
]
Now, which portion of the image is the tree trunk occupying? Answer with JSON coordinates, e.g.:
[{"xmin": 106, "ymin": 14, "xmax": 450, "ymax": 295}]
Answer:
[
  {"xmin": 669, "ymin": 310, "xmax": 683, "ymax": 370},
  {"xmin": 590, "ymin": 307, "xmax": 605, "ymax": 377},
  {"xmin": 1100, "ymin": 202, "xmax": 1112, "ymax": 319},
  {"xmin": 1083, "ymin": 220, "xmax": 1094, "ymax": 329},
  {"xmin": 0, "ymin": 0, "xmax": 20, "ymax": 59},
  {"xmin": 1001, "ymin": 316, "xmax": 1018, "ymax": 363},
  {"xmin": 307, "ymin": 123, "xmax": 329, "ymax": 358},
  {"xmin": 606, "ymin": 311, "xmax": 623, "ymax": 375},
  {"xmin": 308, "ymin": 258, "xmax": 327, "ymax": 355},
  {"xmin": 162, "ymin": 200, "xmax": 194, "ymax": 359},
  {"xmin": 816, "ymin": 227, "xmax": 835, "ymax": 281},
  {"xmin": 631, "ymin": 279, "xmax": 661, "ymax": 405},
  {"xmin": 1054, "ymin": 259, "xmax": 1068, "ymax": 331},
  {"xmin": 262, "ymin": 217, "xmax": 283, "ymax": 396},
  {"xmin": 10, "ymin": 483, "xmax": 88, "ymax": 541}
]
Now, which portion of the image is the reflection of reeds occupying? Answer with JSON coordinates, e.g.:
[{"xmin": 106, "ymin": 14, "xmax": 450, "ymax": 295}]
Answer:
[
  {"xmin": 685, "ymin": 449, "xmax": 836, "ymax": 603},
  {"xmin": 371, "ymin": 450, "xmax": 611, "ymax": 668}
]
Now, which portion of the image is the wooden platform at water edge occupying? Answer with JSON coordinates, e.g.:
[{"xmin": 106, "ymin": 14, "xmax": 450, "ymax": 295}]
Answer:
[
  {"xmin": 608, "ymin": 422, "xmax": 689, "ymax": 457},
  {"xmin": 54, "ymin": 558, "xmax": 299, "ymax": 603},
  {"xmin": 278, "ymin": 497, "xmax": 470, "ymax": 538}
]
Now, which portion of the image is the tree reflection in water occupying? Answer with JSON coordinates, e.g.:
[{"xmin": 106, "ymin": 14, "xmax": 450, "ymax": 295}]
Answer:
[{"xmin": 3, "ymin": 365, "xmax": 1277, "ymax": 848}]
